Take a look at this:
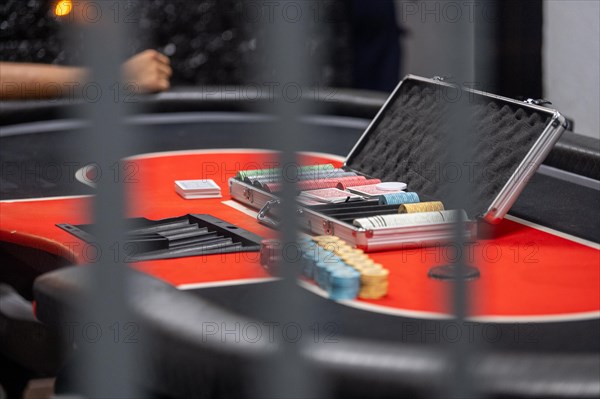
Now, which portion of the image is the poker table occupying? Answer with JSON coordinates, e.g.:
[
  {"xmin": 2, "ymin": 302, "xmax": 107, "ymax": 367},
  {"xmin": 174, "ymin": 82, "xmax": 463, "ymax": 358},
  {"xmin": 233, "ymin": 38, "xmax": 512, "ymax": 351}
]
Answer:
[{"xmin": 1, "ymin": 88, "xmax": 599, "ymax": 398}]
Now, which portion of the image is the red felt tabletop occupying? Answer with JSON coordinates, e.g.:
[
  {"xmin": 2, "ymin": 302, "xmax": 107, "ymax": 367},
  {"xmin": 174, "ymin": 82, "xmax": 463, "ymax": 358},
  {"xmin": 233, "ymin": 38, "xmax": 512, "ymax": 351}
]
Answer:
[{"xmin": 1, "ymin": 150, "xmax": 598, "ymax": 319}]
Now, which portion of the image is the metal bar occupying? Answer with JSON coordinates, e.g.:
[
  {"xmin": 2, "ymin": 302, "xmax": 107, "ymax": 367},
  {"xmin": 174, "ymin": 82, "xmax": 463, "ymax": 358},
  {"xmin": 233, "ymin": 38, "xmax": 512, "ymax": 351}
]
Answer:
[
  {"xmin": 443, "ymin": 1, "xmax": 481, "ymax": 398},
  {"xmin": 66, "ymin": 1, "xmax": 139, "ymax": 396},
  {"xmin": 253, "ymin": 1, "xmax": 325, "ymax": 397},
  {"xmin": 443, "ymin": 1, "xmax": 497, "ymax": 397}
]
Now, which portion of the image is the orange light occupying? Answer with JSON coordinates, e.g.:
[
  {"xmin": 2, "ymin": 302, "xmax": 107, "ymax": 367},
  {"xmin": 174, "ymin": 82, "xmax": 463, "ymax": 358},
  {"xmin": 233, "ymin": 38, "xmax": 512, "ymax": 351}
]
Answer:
[{"xmin": 54, "ymin": 0, "xmax": 73, "ymax": 17}]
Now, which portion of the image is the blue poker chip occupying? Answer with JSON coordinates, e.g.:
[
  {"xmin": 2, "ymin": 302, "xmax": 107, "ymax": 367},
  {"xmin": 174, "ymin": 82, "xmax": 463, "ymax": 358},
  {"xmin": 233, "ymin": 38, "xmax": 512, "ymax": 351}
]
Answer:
[
  {"xmin": 329, "ymin": 285, "xmax": 359, "ymax": 300},
  {"xmin": 324, "ymin": 263, "xmax": 347, "ymax": 290},
  {"xmin": 315, "ymin": 261, "xmax": 333, "ymax": 288},
  {"xmin": 331, "ymin": 272, "xmax": 360, "ymax": 288},
  {"xmin": 314, "ymin": 246, "xmax": 329, "ymax": 256},
  {"xmin": 329, "ymin": 289, "xmax": 358, "ymax": 301},
  {"xmin": 328, "ymin": 268, "xmax": 360, "ymax": 300},
  {"xmin": 379, "ymin": 191, "xmax": 420, "ymax": 205}
]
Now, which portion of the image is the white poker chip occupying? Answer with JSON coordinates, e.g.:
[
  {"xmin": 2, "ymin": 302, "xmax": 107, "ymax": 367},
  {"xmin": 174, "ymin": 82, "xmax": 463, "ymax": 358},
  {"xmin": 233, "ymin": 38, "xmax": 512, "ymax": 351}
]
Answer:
[
  {"xmin": 353, "ymin": 210, "xmax": 468, "ymax": 229},
  {"xmin": 375, "ymin": 182, "xmax": 407, "ymax": 191}
]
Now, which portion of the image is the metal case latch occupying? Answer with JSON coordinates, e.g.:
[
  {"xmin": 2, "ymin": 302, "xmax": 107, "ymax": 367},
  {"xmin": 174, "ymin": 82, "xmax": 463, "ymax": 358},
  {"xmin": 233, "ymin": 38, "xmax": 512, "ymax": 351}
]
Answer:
[{"xmin": 257, "ymin": 199, "xmax": 281, "ymax": 229}]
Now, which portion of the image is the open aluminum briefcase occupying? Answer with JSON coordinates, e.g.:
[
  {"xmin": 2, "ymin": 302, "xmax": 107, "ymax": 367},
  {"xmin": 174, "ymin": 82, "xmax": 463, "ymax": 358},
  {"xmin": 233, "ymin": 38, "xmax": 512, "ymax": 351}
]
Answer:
[{"xmin": 229, "ymin": 75, "xmax": 567, "ymax": 251}]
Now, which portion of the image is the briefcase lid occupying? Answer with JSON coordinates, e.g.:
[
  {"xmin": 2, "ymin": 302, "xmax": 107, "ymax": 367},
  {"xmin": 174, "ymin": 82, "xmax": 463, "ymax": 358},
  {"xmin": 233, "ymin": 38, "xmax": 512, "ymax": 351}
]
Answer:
[{"xmin": 344, "ymin": 75, "xmax": 567, "ymax": 222}]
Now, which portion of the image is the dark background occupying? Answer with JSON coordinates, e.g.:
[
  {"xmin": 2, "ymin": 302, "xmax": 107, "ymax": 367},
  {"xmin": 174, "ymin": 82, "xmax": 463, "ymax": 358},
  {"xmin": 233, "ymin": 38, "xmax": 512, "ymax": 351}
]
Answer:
[{"xmin": 1, "ymin": 0, "xmax": 543, "ymax": 96}]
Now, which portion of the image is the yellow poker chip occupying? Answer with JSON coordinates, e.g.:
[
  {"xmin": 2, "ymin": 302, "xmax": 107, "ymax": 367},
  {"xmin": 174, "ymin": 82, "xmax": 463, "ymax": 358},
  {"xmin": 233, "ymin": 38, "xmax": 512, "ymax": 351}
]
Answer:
[
  {"xmin": 332, "ymin": 246, "xmax": 353, "ymax": 255},
  {"xmin": 360, "ymin": 278, "xmax": 388, "ymax": 286},
  {"xmin": 334, "ymin": 242, "xmax": 352, "ymax": 248},
  {"xmin": 341, "ymin": 253, "xmax": 369, "ymax": 262},
  {"xmin": 339, "ymin": 248, "xmax": 364, "ymax": 257},
  {"xmin": 360, "ymin": 276, "xmax": 388, "ymax": 284},
  {"xmin": 319, "ymin": 241, "xmax": 340, "ymax": 251},
  {"xmin": 313, "ymin": 235, "xmax": 340, "ymax": 243},
  {"xmin": 359, "ymin": 284, "xmax": 388, "ymax": 295},
  {"xmin": 398, "ymin": 201, "xmax": 445, "ymax": 214},
  {"xmin": 358, "ymin": 290, "xmax": 388, "ymax": 300},
  {"xmin": 362, "ymin": 264, "xmax": 385, "ymax": 273},
  {"xmin": 357, "ymin": 265, "xmax": 381, "ymax": 274},
  {"xmin": 314, "ymin": 235, "xmax": 340, "ymax": 242},
  {"xmin": 360, "ymin": 270, "xmax": 388, "ymax": 284},
  {"xmin": 345, "ymin": 258, "xmax": 375, "ymax": 268},
  {"xmin": 352, "ymin": 264, "xmax": 376, "ymax": 273},
  {"xmin": 359, "ymin": 285, "xmax": 389, "ymax": 295},
  {"xmin": 334, "ymin": 247, "xmax": 354, "ymax": 255},
  {"xmin": 318, "ymin": 240, "xmax": 343, "ymax": 246},
  {"xmin": 360, "ymin": 280, "xmax": 389, "ymax": 288}
]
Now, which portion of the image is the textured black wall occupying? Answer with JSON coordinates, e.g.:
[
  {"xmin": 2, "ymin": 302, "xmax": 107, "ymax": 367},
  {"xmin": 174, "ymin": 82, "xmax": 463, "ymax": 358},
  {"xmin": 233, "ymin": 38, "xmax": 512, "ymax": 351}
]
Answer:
[{"xmin": 0, "ymin": 0, "xmax": 353, "ymax": 87}]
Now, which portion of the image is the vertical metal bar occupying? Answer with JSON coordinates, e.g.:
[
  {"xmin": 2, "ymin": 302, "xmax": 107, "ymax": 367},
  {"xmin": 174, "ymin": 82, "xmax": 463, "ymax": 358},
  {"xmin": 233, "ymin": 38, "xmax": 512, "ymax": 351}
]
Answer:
[
  {"xmin": 442, "ymin": 1, "xmax": 478, "ymax": 398},
  {"xmin": 253, "ymin": 1, "xmax": 325, "ymax": 397},
  {"xmin": 67, "ymin": 1, "xmax": 138, "ymax": 396},
  {"xmin": 442, "ymin": 0, "xmax": 498, "ymax": 394}
]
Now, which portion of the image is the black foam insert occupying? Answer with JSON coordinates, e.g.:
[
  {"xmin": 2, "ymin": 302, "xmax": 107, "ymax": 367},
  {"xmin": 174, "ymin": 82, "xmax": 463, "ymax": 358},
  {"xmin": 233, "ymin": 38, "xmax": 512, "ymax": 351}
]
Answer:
[{"xmin": 346, "ymin": 78, "xmax": 554, "ymax": 219}]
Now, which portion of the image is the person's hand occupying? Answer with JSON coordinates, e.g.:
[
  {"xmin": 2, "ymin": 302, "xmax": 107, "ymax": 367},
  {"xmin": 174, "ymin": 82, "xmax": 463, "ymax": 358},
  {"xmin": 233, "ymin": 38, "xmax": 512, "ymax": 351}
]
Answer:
[{"xmin": 122, "ymin": 49, "xmax": 172, "ymax": 93}]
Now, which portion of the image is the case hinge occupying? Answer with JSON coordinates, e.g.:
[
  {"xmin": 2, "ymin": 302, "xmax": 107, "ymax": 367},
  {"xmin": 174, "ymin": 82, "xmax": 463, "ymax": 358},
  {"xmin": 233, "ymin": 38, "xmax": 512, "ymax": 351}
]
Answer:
[
  {"xmin": 523, "ymin": 98, "xmax": 552, "ymax": 106},
  {"xmin": 432, "ymin": 75, "xmax": 453, "ymax": 82}
]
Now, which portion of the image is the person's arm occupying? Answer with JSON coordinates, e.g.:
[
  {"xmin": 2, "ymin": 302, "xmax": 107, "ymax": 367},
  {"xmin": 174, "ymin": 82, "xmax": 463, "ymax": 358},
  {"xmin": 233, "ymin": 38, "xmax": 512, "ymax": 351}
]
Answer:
[
  {"xmin": 0, "ymin": 63, "xmax": 87, "ymax": 99},
  {"xmin": 0, "ymin": 50, "xmax": 172, "ymax": 100}
]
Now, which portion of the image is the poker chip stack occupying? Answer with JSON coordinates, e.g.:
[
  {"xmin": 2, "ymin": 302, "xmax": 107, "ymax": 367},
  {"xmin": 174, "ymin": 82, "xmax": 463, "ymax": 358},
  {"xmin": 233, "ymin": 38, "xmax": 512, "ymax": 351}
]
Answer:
[
  {"xmin": 236, "ymin": 164, "xmax": 334, "ymax": 181},
  {"xmin": 260, "ymin": 235, "xmax": 389, "ymax": 300},
  {"xmin": 264, "ymin": 176, "xmax": 370, "ymax": 193},
  {"xmin": 329, "ymin": 267, "xmax": 361, "ymax": 300},
  {"xmin": 300, "ymin": 236, "xmax": 361, "ymax": 300},
  {"xmin": 357, "ymin": 265, "xmax": 389, "ymax": 299},
  {"xmin": 311, "ymin": 235, "xmax": 389, "ymax": 300}
]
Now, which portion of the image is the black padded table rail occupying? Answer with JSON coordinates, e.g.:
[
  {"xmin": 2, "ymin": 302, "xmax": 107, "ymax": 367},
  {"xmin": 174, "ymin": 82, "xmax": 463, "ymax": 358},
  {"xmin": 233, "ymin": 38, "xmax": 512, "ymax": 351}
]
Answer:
[
  {"xmin": 545, "ymin": 132, "xmax": 600, "ymax": 180},
  {"xmin": 510, "ymin": 172, "xmax": 600, "ymax": 243},
  {"xmin": 2, "ymin": 87, "xmax": 596, "ymax": 180},
  {"xmin": 34, "ymin": 266, "xmax": 600, "ymax": 399},
  {"xmin": 0, "ymin": 87, "xmax": 388, "ymax": 126}
]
